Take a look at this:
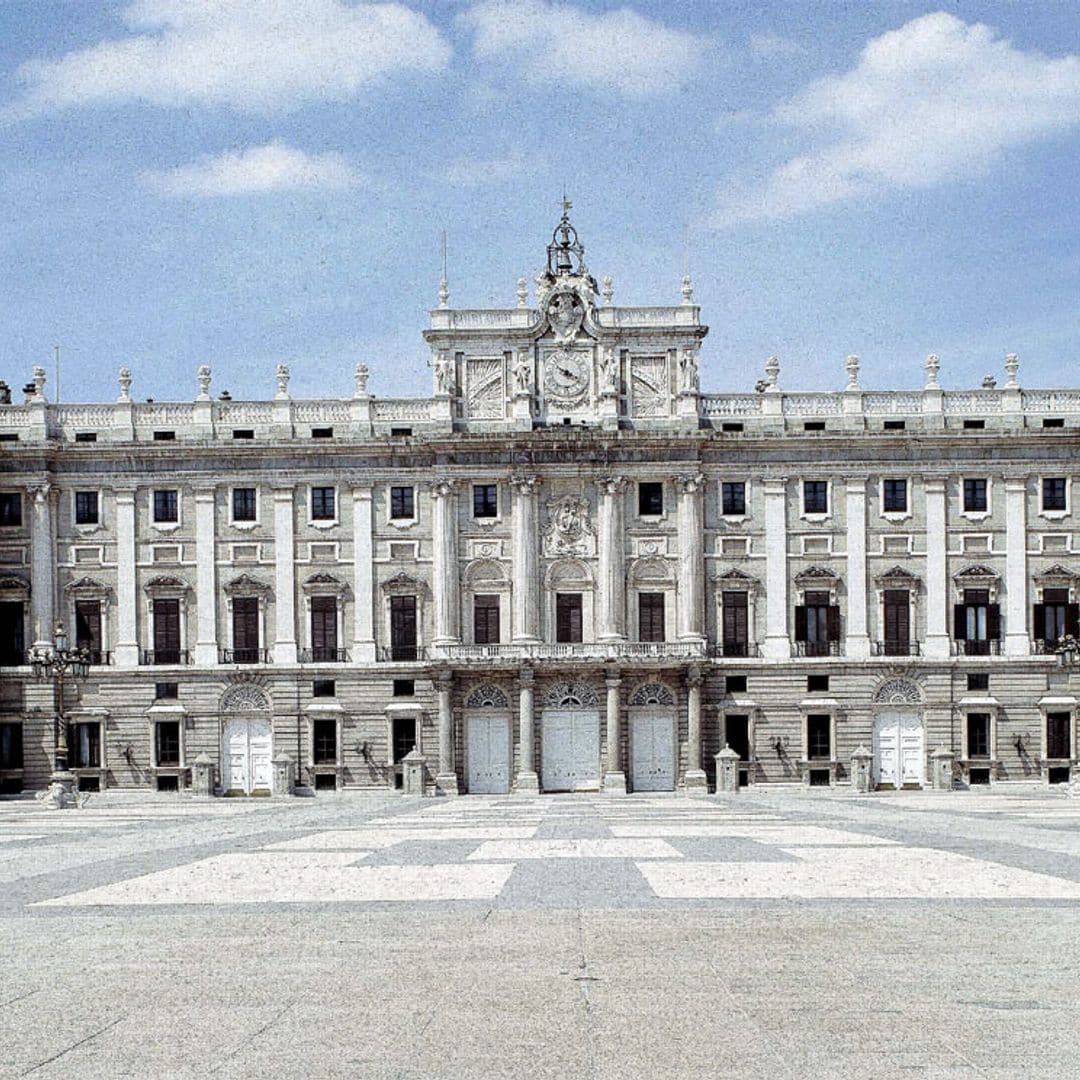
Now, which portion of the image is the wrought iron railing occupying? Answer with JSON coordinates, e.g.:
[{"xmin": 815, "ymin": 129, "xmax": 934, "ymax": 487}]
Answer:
[
  {"xmin": 300, "ymin": 647, "xmax": 349, "ymax": 663},
  {"xmin": 141, "ymin": 649, "xmax": 190, "ymax": 665},
  {"xmin": 220, "ymin": 648, "xmax": 270, "ymax": 664},
  {"xmin": 872, "ymin": 640, "xmax": 921, "ymax": 656}
]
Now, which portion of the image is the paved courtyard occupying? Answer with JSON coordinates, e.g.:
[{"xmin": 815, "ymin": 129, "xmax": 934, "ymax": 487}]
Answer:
[{"xmin": 4, "ymin": 787, "xmax": 1080, "ymax": 1078}]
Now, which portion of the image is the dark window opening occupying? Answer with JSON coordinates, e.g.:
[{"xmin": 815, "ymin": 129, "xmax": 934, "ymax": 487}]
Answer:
[
  {"xmin": 721, "ymin": 422, "xmax": 743, "ymax": 433},
  {"xmin": 725, "ymin": 715, "xmax": 751, "ymax": 763},
  {"xmin": 311, "ymin": 427, "xmax": 333, "ymax": 439},
  {"xmin": 883, "ymin": 420, "xmax": 906, "ymax": 431},
  {"xmin": 75, "ymin": 491, "xmax": 99, "ymax": 525},
  {"xmin": 1043, "ymin": 417, "xmax": 1065, "ymax": 428},
  {"xmin": 0, "ymin": 493, "xmax": 23, "ymax": 527},
  {"xmin": 807, "ymin": 714, "xmax": 831, "ymax": 760},
  {"xmin": 71, "ymin": 723, "xmax": 101, "ymax": 768},
  {"xmin": 555, "ymin": 593, "xmax": 583, "ymax": 643},
  {"xmin": 392, "ymin": 678, "xmax": 415, "ymax": 697},
  {"xmin": 232, "ymin": 429, "xmax": 254, "ymax": 440},
  {"xmin": 1048, "ymin": 766, "xmax": 1071, "ymax": 784},
  {"xmin": 77, "ymin": 775, "xmax": 100, "ymax": 792},
  {"xmin": 1043, "ymin": 477, "xmax": 1068, "ymax": 512},
  {"xmin": 882, "ymin": 589, "xmax": 911, "ymax": 655},
  {"xmin": 313, "ymin": 679, "xmax": 336, "ymax": 698},
  {"xmin": 390, "ymin": 427, "xmax": 412, "ymax": 437},
  {"xmin": 963, "ymin": 419, "xmax": 986, "ymax": 430},
  {"xmin": 1047, "ymin": 712, "xmax": 1071, "ymax": 760},
  {"xmin": 75, "ymin": 600, "xmax": 103, "ymax": 662},
  {"xmin": 721, "ymin": 591, "xmax": 749, "ymax": 655},
  {"xmin": 963, "ymin": 478, "xmax": 987, "ymax": 512},
  {"xmin": 721, "ymin": 482, "xmax": 746, "ymax": 517},
  {"xmin": 155, "ymin": 721, "xmax": 181, "ymax": 767},
  {"xmin": 473, "ymin": 594, "xmax": 501, "ymax": 645},
  {"xmin": 156, "ymin": 775, "xmax": 179, "ymax": 792},
  {"xmin": 391, "ymin": 716, "xmax": 416, "ymax": 790},
  {"xmin": 311, "ymin": 487, "xmax": 335, "ymax": 521},
  {"xmin": 882, "ymin": 479, "xmax": 907, "ymax": 513},
  {"xmin": 967, "ymin": 767, "xmax": 991, "ymax": 785},
  {"xmin": 390, "ymin": 486, "xmax": 415, "ymax": 520},
  {"xmin": 0, "ymin": 723, "xmax": 23, "ymax": 769},
  {"xmin": 155, "ymin": 681, "xmax": 179, "ymax": 700},
  {"xmin": 1034, "ymin": 588, "xmax": 1078, "ymax": 648},
  {"xmin": 725, "ymin": 675, "xmax": 747, "ymax": 695},
  {"xmin": 74, "ymin": 432, "xmax": 98, "ymax": 443},
  {"xmin": 807, "ymin": 674, "xmax": 830, "ymax": 693},
  {"xmin": 966, "ymin": 673, "xmax": 989, "ymax": 692},
  {"xmin": 803, "ymin": 421, "xmax": 825, "ymax": 432},
  {"xmin": 638, "ymin": 592, "xmax": 665, "ymax": 642},
  {"xmin": 795, "ymin": 590, "xmax": 839, "ymax": 656},
  {"xmin": 966, "ymin": 713, "xmax": 991, "ymax": 759},
  {"xmin": 638, "ymin": 482, "xmax": 663, "ymax": 516},
  {"xmin": 803, "ymin": 481, "xmax": 828, "ymax": 514},
  {"xmin": 808, "ymin": 768, "xmax": 831, "ymax": 787},
  {"xmin": 310, "ymin": 596, "xmax": 339, "ymax": 661},
  {"xmin": 231, "ymin": 597, "xmax": 260, "ymax": 662},
  {"xmin": 152, "ymin": 598, "xmax": 181, "ymax": 663},
  {"xmin": 153, "ymin": 489, "xmax": 178, "ymax": 523},
  {"xmin": 152, "ymin": 430, "xmax": 176, "ymax": 441},
  {"xmin": 232, "ymin": 488, "xmax": 257, "ymax": 522},
  {"xmin": 313, "ymin": 719, "xmax": 337, "ymax": 765},
  {"xmin": 389, "ymin": 595, "xmax": 418, "ymax": 661},
  {"xmin": 473, "ymin": 484, "xmax": 498, "ymax": 519},
  {"xmin": 0, "ymin": 601, "xmax": 26, "ymax": 665}
]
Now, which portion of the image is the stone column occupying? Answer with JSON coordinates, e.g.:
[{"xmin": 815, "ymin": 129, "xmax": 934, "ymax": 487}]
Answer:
[
  {"xmin": 845, "ymin": 477, "xmax": 870, "ymax": 659},
  {"xmin": 924, "ymin": 478, "xmax": 949, "ymax": 659},
  {"xmin": 351, "ymin": 482, "xmax": 375, "ymax": 663},
  {"xmin": 515, "ymin": 666, "xmax": 539, "ymax": 792},
  {"xmin": 597, "ymin": 476, "xmax": 627, "ymax": 641},
  {"xmin": 435, "ymin": 670, "xmax": 459, "ymax": 795},
  {"xmin": 272, "ymin": 486, "xmax": 297, "ymax": 664},
  {"xmin": 194, "ymin": 487, "xmax": 218, "ymax": 666},
  {"xmin": 432, "ymin": 480, "xmax": 460, "ymax": 647},
  {"xmin": 603, "ymin": 668, "xmax": 626, "ymax": 793},
  {"xmin": 763, "ymin": 477, "xmax": 790, "ymax": 660},
  {"xmin": 1004, "ymin": 476, "xmax": 1029, "ymax": 657},
  {"xmin": 511, "ymin": 476, "xmax": 540, "ymax": 643},
  {"xmin": 684, "ymin": 664, "xmax": 707, "ymax": 790},
  {"xmin": 676, "ymin": 474, "xmax": 705, "ymax": 642},
  {"xmin": 28, "ymin": 481, "xmax": 55, "ymax": 650},
  {"xmin": 114, "ymin": 486, "xmax": 139, "ymax": 666}
]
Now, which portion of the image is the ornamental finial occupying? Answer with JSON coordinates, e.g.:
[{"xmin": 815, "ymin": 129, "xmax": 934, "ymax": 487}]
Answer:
[
  {"xmin": 845, "ymin": 354, "xmax": 860, "ymax": 390},
  {"xmin": 1004, "ymin": 352, "xmax": 1019, "ymax": 388},
  {"xmin": 681, "ymin": 273, "xmax": 694, "ymax": 305},
  {"xmin": 764, "ymin": 355, "xmax": 780, "ymax": 390},
  {"xmin": 516, "ymin": 276, "xmax": 528, "ymax": 308},
  {"xmin": 925, "ymin": 353, "xmax": 940, "ymax": 389},
  {"xmin": 275, "ymin": 364, "xmax": 290, "ymax": 400},
  {"xmin": 117, "ymin": 367, "xmax": 132, "ymax": 403},
  {"xmin": 196, "ymin": 364, "xmax": 211, "ymax": 401},
  {"xmin": 602, "ymin": 275, "xmax": 613, "ymax": 305}
]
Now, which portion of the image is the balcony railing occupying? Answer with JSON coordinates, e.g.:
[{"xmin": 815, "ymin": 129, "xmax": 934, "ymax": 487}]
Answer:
[
  {"xmin": 431, "ymin": 640, "xmax": 708, "ymax": 662},
  {"xmin": 1032, "ymin": 638, "xmax": 1068, "ymax": 656},
  {"xmin": 377, "ymin": 645, "xmax": 427, "ymax": 662},
  {"xmin": 220, "ymin": 648, "xmax": 270, "ymax": 664},
  {"xmin": 793, "ymin": 640, "xmax": 842, "ymax": 658},
  {"xmin": 300, "ymin": 647, "xmax": 349, "ymax": 663},
  {"xmin": 872, "ymin": 640, "xmax": 921, "ymax": 657},
  {"xmin": 951, "ymin": 639, "xmax": 1002, "ymax": 656},
  {"xmin": 141, "ymin": 649, "xmax": 190, "ymax": 666},
  {"xmin": 709, "ymin": 642, "xmax": 762, "ymax": 658}
]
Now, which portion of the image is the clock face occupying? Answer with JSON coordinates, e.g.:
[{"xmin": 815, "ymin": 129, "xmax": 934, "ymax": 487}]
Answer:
[{"xmin": 544, "ymin": 350, "xmax": 589, "ymax": 401}]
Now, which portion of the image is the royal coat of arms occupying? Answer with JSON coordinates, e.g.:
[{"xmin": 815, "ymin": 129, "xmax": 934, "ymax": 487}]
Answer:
[{"xmin": 543, "ymin": 495, "xmax": 594, "ymax": 555}]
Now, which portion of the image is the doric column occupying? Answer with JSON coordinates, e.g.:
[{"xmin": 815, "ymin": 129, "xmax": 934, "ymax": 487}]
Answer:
[
  {"xmin": 1004, "ymin": 475, "xmax": 1029, "ymax": 657},
  {"xmin": 515, "ymin": 666, "xmax": 539, "ymax": 792},
  {"xmin": 28, "ymin": 481, "xmax": 55, "ymax": 650},
  {"xmin": 511, "ymin": 475, "xmax": 541, "ymax": 643},
  {"xmin": 676, "ymin": 474, "xmax": 705, "ymax": 642},
  {"xmin": 597, "ymin": 476, "xmax": 627, "ymax": 641},
  {"xmin": 924, "ymin": 478, "xmax": 949, "ymax": 659},
  {"xmin": 844, "ymin": 476, "xmax": 870, "ymax": 659},
  {"xmin": 435, "ymin": 669, "xmax": 459, "ymax": 795},
  {"xmin": 684, "ymin": 664, "xmax": 706, "ymax": 789},
  {"xmin": 113, "ymin": 486, "xmax": 139, "ymax": 666},
  {"xmin": 351, "ymin": 482, "xmax": 375, "ymax": 663},
  {"xmin": 273, "ymin": 486, "xmax": 297, "ymax": 664},
  {"xmin": 762, "ymin": 477, "xmax": 790, "ymax": 659},
  {"xmin": 431, "ymin": 479, "xmax": 460, "ymax": 646},
  {"xmin": 194, "ymin": 486, "xmax": 218, "ymax": 666},
  {"xmin": 603, "ymin": 667, "xmax": 626, "ymax": 793}
]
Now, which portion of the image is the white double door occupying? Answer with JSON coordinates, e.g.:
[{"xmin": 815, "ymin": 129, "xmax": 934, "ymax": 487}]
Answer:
[
  {"xmin": 541, "ymin": 710, "xmax": 600, "ymax": 792},
  {"xmin": 467, "ymin": 714, "xmax": 511, "ymax": 794},
  {"xmin": 630, "ymin": 712, "xmax": 676, "ymax": 792},
  {"xmin": 873, "ymin": 712, "xmax": 924, "ymax": 789},
  {"xmin": 223, "ymin": 717, "xmax": 272, "ymax": 794}
]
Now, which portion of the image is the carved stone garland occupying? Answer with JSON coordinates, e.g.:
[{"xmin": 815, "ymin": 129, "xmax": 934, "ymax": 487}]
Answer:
[
  {"xmin": 465, "ymin": 684, "xmax": 510, "ymax": 709},
  {"xmin": 872, "ymin": 678, "xmax": 922, "ymax": 705},
  {"xmin": 543, "ymin": 681, "xmax": 600, "ymax": 709},
  {"xmin": 220, "ymin": 684, "xmax": 271, "ymax": 713},
  {"xmin": 628, "ymin": 682, "xmax": 676, "ymax": 707}
]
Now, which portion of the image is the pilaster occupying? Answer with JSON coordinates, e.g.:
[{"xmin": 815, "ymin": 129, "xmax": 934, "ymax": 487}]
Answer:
[
  {"xmin": 113, "ymin": 485, "xmax": 139, "ymax": 667},
  {"xmin": 924, "ymin": 477, "xmax": 949, "ymax": 659},
  {"xmin": 431, "ymin": 479, "xmax": 460, "ymax": 646},
  {"xmin": 844, "ymin": 476, "xmax": 870, "ymax": 659},
  {"xmin": 515, "ymin": 666, "xmax": 539, "ymax": 793},
  {"xmin": 435, "ymin": 670, "xmax": 459, "ymax": 795},
  {"xmin": 597, "ymin": 476, "xmax": 627, "ymax": 641},
  {"xmin": 193, "ymin": 487, "xmax": 218, "ymax": 666},
  {"xmin": 683, "ymin": 665, "xmax": 707, "ymax": 790},
  {"xmin": 511, "ymin": 476, "xmax": 541, "ymax": 643},
  {"xmin": 273, "ymin": 486, "xmax": 297, "ymax": 664},
  {"xmin": 676, "ymin": 474, "xmax": 705, "ymax": 643},
  {"xmin": 603, "ymin": 668, "xmax": 626, "ymax": 794},
  {"xmin": 1004, "ymin": 475, "xmax": 1029, "ymax": 657},
  {"xmin": 350, "ymin": 482, "xmax": 376, "ymax": 663},
  {"xmin": 762, "ymin": 477, "xmax": 790, "ymax": 659},
  {"xmin": 28, "ymin": 481, "xmax": 55, "ymax": 650}
]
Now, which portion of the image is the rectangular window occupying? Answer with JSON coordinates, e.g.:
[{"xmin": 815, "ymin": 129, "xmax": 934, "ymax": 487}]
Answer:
[
  {"xmin": 153, "ymin": 430, "xmax": 175, "ymax": 441},
  {"xmin": 803, "ymin": 481, "xmax": 828, "ymax": 514},
  {"xmin": 807, "ymin": 715, "xmax": 832, "ymax": 760},
  {"xmin": 638, "ymin": 592, "xmax": 665, "ymax": 642},
  {"xmin": 155, "ymin": 721, "xmax": 181, "ymax": 767},
  {"xmin": 966, "ymin": 672, "xmax": 989, "ymax": 692},
  {"xmin": 721, "ymin": 482, "xmax": 746, "ymax": 517},
  {"xmin": 71, "ymin": 722, "xmax": 101, "ymax": 768},
  {"xmin": 796, "ymin": 590, "xmax": 839, "ymax": 656},
  {"xmin": 389, "ymin": 595, "xmax": 417, "ymax": 661},
  {"xmin": 74, "ymin": 431, "xmax": 97, "ymax": 443},
  {"xmin": 473, "ymin": 594, "xmax": 501, "ymax": 645},
  {"xmin": 74, "ymin": 600, "xmax": 102, "ymax": 662},
  {"xmin": 963, "ymin": 478, "xmax": 987, "ymax": 512},
  {"xmin": 310, "ymin": 596, "xmax": 338, "ymax": 661},
  {"xmin": 638, "ymin": 482, "xmax": 663, "ymax": 516},
  {"xmin": 232, "ymin": 488, "xmax": 257, "ymax": 522},
  {"xmin": 1043, "ymin": 478, "xmax": 1068, "ymax": 512},
  {"xmin": 312, "ymin": 719, "xmax": 337, "ymax": 765},
  {"xmin": 1047, "ymin": 712, "xmax": 1071, "ymax": 760},
  {"xmin": 231, "ymin": 597, "xmax": 260, "ymax": 662},
  {"xmin": 883, "ymin": 420, "xmax": 906, "ymax": 431},
  {"xmin": 74, "ymin": 491, "xmax": 99, "ymax": 525},
  {"xmin": 882, "ymin": 479, "xmax": 907, "ymax": 513},
  {"xmin": 312, "ymin": 679, "xmax": 336, "ymax": 698},
  {"xmin": 954, "ymin": 589, "xmax": 999, "ymax": 654},
  {"xmin": 807, "ymin": 674, "xmax": 830, "ymax": 693},
  {"xmin": 555, "ymin": 593, "xmax": 583, "ymax": 643},
  {"xmin": 153, "ymin": 490, "xmax": 178, "ymax": 523},
  {"xmin": 0, "ymin": 601, "xmax": 24, "ymax": 665},
  {"xmin": 0, "ymin": 493, "xmax": 22, "ymax": 527},
  {"xmin": 152, "ymin": 598, "xmax": 181, "ymax": 662},
  {"xmin": 472, "ymin": 484, "xmax": 498, "ymax": 519},
  {"xmin": 1034, "ymin": 588, "xmax": 1078, "ymax": 647},
  {"xmin": 966, "ymin": 713, "xmax": 991, "ymax": 759},
  {"xmin": 155, "ymin": 681, "xmax": 178, "ymax": 700},
  {"xmin": 392, "ymin": 678, "xmax": 415, "ymax": 697},
  {"xmin": 311, "ymin": 487, "xmax": 336, "ymax": 521},
  {"xmin": 882, "ymin": 589, "xmax": 910, "ymax": 655},
  {"xmin": 390, "ymin": 486, "xmax": 415, "ymax": 520},
  {"xmin": 725, "ymin": 675, "xmax": 747, "ymax": 694},
  {"xmin": 0, "ymin": 722, "xmax": 23, "ymax": 769},
  {"xmin": 721, "ymin": 591, "xmax": 749, "ymax": 655}
]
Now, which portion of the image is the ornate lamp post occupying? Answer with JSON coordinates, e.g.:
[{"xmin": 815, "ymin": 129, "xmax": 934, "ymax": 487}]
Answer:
[{"xmin": 29, "ymin": 622, "xmax": 90, "ymax": 808}]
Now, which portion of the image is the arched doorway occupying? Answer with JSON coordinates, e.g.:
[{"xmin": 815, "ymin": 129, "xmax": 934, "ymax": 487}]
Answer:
[
  {"xmin": 464, "ymin": 683, "xmax": 512, "ymax": 794},
  {"xmin": 628, "ymin": 682, "xmax": 677, "ymax": 792},
  {"xmin": 220, "ymin": 684, "xmax": 272, "ymax": 795},
  {"xmin": 541, "ymin": 681, "xmax": 600, "ymax": 792},
  {"xmin": 872, "ymin": 678, "xmax": 925, "ymax": 790}
]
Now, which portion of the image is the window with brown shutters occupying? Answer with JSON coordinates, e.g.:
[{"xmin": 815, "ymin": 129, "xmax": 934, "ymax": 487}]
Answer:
[
  {"xmin": 74, "ymin": 600, "xmax": 102, "ymax": 662},
  {"xmin": 310, "ymin": 596, "xmax": 338, "ymax": 661},
  {"xmin": 152, "ymin": 598, "xmax": 181, "ymax": 663},
  {"xmin": 473, "ymin": 594, "xmax": 500, "ymax": 645},
  {"xmin": 722, "ymin": 591, "xmax": 749, "ymax": 656},
  {"xmin": 556, "ymin": 593, "xmax": 583, "ymax": 643},
  {"xmin": 882, "ymin": 589, "xmax": 910, "ymax": 655},
  {"xmin": 1034, "ymin": 588, "xmax": 1078, "ymax": 648},
  {"xmin": 954, "ymin": 589, "xmax": 999, "ymax": 655},
  {"xmin": 638, "ymin": 592, "xmax": 665, "ymax": 642},
  {"xmin": 231, "ymin": 597, "xmax": 260, "ymax": 662},
  {"xmin": 0, "ymin": 601, "xmax": 24, "ymax": 666},
  {"xmin": 797, "ymin": 590, "xmax": 839, "ymax": 656},
  {"xmin": 389, "ymin": 595, "xmax": 417, "ymax": 660},
  {"xmin": 1047, "ymin": 713, "xmax": 1071, "ymax": 760}
]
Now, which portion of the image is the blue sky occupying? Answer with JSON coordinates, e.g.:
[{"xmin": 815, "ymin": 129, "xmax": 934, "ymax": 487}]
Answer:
[{"xmin": 1, "ymin": 1, "xmax": 1079, "ymax": 403}]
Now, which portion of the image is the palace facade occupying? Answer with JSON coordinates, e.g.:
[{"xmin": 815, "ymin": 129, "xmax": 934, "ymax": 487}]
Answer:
[{"xmin": 1, "ymin": 210, "xmax": 1079, "ymax": 796}]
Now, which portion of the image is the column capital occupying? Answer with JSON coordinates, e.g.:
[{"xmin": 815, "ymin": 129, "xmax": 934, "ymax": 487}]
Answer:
[
  {"xmin": 348, "ymin": 479, "xmax": 374, "ymax": 496},
  {"xmin": 762, "ymin": 476, "xmax": 788, "ymax": 495},
  {"xmin": 272, "ymin": 484, "xmax": 295, "ymax": 499},
  {"xmin": 924, "ymin": 477, "xmax": 948, "ymax": 494},
  {"xmin": 431, "ymin": 478, "xmax": 458, "ymax": 499},
  {"xmin": 1003, "ymin": 475, "xmax": 1029, "ymax": 492},
  {"xmin": 685, "ymin": 664, "xmax": 702, "ymax": 687},
  {"xmin": 26, "ymin": 479, "xmax": 52, "ymax": 503},
  {"xmin": 605, "ymin": 666, "xmax": 622, "ymax": 687},
  {"xmin": 518, "ymin": 665, "xmax": 534, "ymax": 688},
  {"xmin": 511, "ymin": 474, "xmax": 539, "ymax": 495},
  {"xmin": 844, "ymin": 476, "xmax": 870, "ymax": 492},
  {"xmin": 598, "ymin": 475, "xmax": 628, "ymax": 495},
  {"xmin": 436, "ymin": 669, "xmax": 454, "ymax": 692},
  {"xmin": 676, "ymin": 473, "xmax": 705, "ymax": 495}
]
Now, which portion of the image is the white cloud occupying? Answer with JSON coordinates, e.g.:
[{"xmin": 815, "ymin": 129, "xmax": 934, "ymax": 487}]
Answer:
[
  {"xmin": 717, "ymin": 12, "xmax": 1080, "ymax": 224},
  {"xmin": 461, "ymin": 0, "xmax": 704, "ymax": 97},
  {"xmin": 4, "ymin": 0, "xmax": 449, "ymax": 117},
  {"xmin": 442, "ymin": 150, "xmax": 524, "ymax": 188},
  {"xmin": 142, "ymin": 141, "xmax": 361, "ymax": 196}
]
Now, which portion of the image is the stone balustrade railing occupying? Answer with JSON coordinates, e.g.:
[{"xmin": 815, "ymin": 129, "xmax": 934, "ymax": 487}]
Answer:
[{"xmin": 434, "ymin": 641, "xmax": 708, "ymax": 663}]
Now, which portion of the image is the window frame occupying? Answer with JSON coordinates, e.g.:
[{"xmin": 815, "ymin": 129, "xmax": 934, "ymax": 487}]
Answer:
[
  {"xmin": 230, "ymin": 486, "xmax": 258, "ymax": 527},
  {"xmin": 74, "ymin": 490, "xmax": 101, "ymax": 527},
  {"xmin": 389, "ymin": 485, "xmax": 416, "ymax": 523},
  {"xmin": 472, "ymin": 483, "xmax": 499, "ymax": 520},
  {"xmin": 721, "ymin": 481, "xmax": 747, "ymax": 519},
  {"xmin": 152, "ymin": 488, "xmax": 180, "ymax": 527},
  {"xmin": 310, "ymin": 485, "xmax": 338, "ymax": 526},
  {"xmin": 802, "ymin": 480, "xmax": 829, "ymax": 517},
  {"xmin": 472, "ymin": 593, "xmax": 501, "ymax": 645},
  {"xmin": 961, "ymin": 476, "xmax": 990, "ymax": 518},
  {"xmin": 637, "ymin": 591, "xmax": 666, "ymax": 643},
  {"xmin": 881, "ymin": 478, "xmax": 909, "ymax": 516},
  {"xmin": 0, "ymin": 492, "xmax": 22, "ymax": 528},
  {"xmin": 637, "ymin": 482, "xmax": 664, "ymax": 518},
  {"xmin": 1040, "ymin": 476, "xmax": 1069, "ymax": 518}
]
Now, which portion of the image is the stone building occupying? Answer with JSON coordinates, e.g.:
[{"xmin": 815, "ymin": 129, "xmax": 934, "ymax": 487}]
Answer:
[{"xmin": 1, "ymin": 208, "xmax": 1079, "ymax": 796}]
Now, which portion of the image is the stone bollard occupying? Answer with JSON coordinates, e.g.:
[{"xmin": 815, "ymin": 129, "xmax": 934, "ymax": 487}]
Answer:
[
  {"xmin": 715, "ymin": 745, "xmax": 740, "ymax": 794},
  {"xmin": 930, "ymin": 746, "xmax": 955, "ymax": 791},
  {"xmin": 271, "ymin": 752, "xmax": 296, "ymax": 797},
  {"xmin": 850, "ymin": 746, "xmax": 873, "ymax": 794},
  {"xmin": 402, "ymin": 749, "xmax": 427, "ymax": 796},
  {"xmin": 191, "ymin": 752, "xmax": 215, "ymax": 797}
]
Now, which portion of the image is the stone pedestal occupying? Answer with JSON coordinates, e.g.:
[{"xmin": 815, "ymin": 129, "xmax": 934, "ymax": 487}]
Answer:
[
  {"xmin": 192, "ymin": 752, "xmax": 215, "ymax": 797},
  {"xmin": 683, "ymin": 667, "xmax": 707, "ymax": 790},
  {"xmin": 37, "ymin": 770, "xmax": 77, "ymax": 809},
  {"xmin": 271, "ymin": 752, "xmax": 295, "ymax": 797},
  {"xmin": 716, "ymin": 745, "xmax": 740, "ymax": 794},
  {"xmin": 850, "ymin": 746, "xmax": 873, "ymax": 794},
  {"xmin": 931, "ymin": 747, "xmax": 955, "ymax": 791},
  {"xmin": 402, "ymin": 749, "xmax": 427, "ymax": 796}
]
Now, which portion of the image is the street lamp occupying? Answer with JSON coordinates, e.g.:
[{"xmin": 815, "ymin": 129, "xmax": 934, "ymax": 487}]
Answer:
[{"xmin": 29, "ymin": 622, "xmax": 90, "ymax": 807}]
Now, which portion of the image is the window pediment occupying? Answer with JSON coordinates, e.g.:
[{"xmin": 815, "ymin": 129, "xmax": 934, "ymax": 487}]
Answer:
[
  {"xmin": 0, "ymin": 573, "xmax": 30, "ymax": 597},
  {"xmin": 629, "ymin": 555, "xmax": 674, "ymax": 585},
  {"xmin": 544, "ymin": 557, "xmax": 593, "ymax": 590},
  {"xmin": 953, "ymin": 564, "xmax": 999, "ymax": 586},
  {"xmin": 794, "ymin": 565, "xmax": 841, "ymax": 586},
  {"xmin": 380, "ymin": 571, "xmax": 430, "ymax": 598},
  {"xmin": 224, "ymin": 573, "xmax": 272, "ymax": 597},
  {"xmin": 144, "ymin": 574, "xmax": 191, "ymax": 598},
  {"xmin": 874, "ymin": 565, "xmax": 921, "ymax": 589},
  {"xmin": 302, "ymin": 572, "xmax": 349, "ymax": 598},
  {"xmin": 1034, "ymin": 564, "xmax": 1077, "ymax": 586}
]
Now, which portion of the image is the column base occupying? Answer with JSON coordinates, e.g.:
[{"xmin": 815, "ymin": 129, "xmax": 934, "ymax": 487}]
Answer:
[
  {"xmin": 603, "ymin": 771, "xmax": 627, "ymax": 794},
  {"xmin": 351, "ymin": 642, "xmax": 376, "ymax": 664},
  {"xmin": 1004, "ymin": 634, "xmax": 1030, "ymax": 658},
  {"xmin": 275, "ymin": 643, "xmax": 298, "ymax": 665},
  {"xmin": 113, "ymin": 644, "xmax": 140, "ymax": 667},
  {"xmin": 514, "ymin": 770, "xmax": 540, "ymax": 794},
  {"xmin": 762, "ymin": 636, "xmax": 792, "ymax": 660},
  {"xmin": 923, "ymin": 634, "xmax": 950, "ymax": 661},
  {"xmin": 845, "ymin": 636, "xmax": 871, "ymax": 660},
  {"xmin": 195, "ymin": 643, "xmax": 218, "ymax": 666},
  {"xmin": 434, "ymin": 772, "xmax": 460, "ymax": 796},
  {"xmin": 682, "ymin": 769, "xmax": 708, "ymax": 791}
]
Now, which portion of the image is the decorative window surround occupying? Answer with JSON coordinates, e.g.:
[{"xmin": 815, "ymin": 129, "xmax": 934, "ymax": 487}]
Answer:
[
  {"xmin": 880, "ymin": 534, "xmax": 914, "ymax": 555},
  {"xmin": 794, "ymin": 565, "xmax": 842, "ymax": 604},
  {"xmin": 878, "ymin": 478, "xmax": 912, "ymax": 522},
  {"xmin": 953, "ymin": 564, "xmax": 1001, "ymax": 603},
  {"xmin": 66, "ymin": 707, "xmax": 110, "ymax": 778},
  {"xmin": 718, "ymin": 479, "xmax": 750, "ymax": 523},
  {"xmin": 629, "ymin": 555, "xmax": 675, "ymax": 642},
  {"xmin": 1039, "ymin": 477, "xmax": 1071, "ymax": 521},
  {"xmin": 1039, "ymin": 534, "xmax": 1073, "ymax": 555},
  {"xmin": 470, "ymin": 482, "xmax": 503, "ymax": 525},
  {"xmin": 960, "ymin": 476, "xmax": 993, "ymax": 521},
  {"xmin": 379, "ymin": 571, "xmax": 430, "ymax": 656},
  {"xmin": 961, "ymin": 534, "xmax": 993, "ymax": 555},
  {"xmin": 800, "ymin": 535, "xmax": 834, "ymax": 556},
  {"xmin": 146, "ymin": 703, "xmax": 187, "ymax": 768},
  {"xmin": 1037, "ymin": 696, "xmax": 1077, "ymax": 765},
  {"xmin": 800, "ymin": 478, "xmax": 831, "ymax": 522},
  {"xmin": 543, "ymin": 557, "xmax": 595, "ymax": 643},
  {"xmin": 463, "ymin": 558, "xmax": 511, "ymax": 645},
  {"xmin": 228, "ymin": 486, "xmax": 260, "ymax": 530},
  {"xmin": 387, "ymin": 483, "xmax": 418, "ymax": 528},
  {"xmin": 1033, "ymin": 564, "xmax": 1079, "ymax": 601},
  {"xmin": 151, "ymin": 490, "xmax": 182, "ymax": 533},
  {"xmin": 308, "ymin": 486, "xmax": 339, "ymax": 530}
]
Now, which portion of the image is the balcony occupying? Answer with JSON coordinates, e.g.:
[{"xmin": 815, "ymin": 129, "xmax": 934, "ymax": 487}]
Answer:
[
  {"xmin": 872, "ymin": 640, "xmax": 921, "ymax": 657},
  {"xmin": 377, "ymin": 645, "xmax": 427, "ymax": 662},
  {"xmin": 431, "ymin": 640, "xmax": 708, "ymax": 663},
  {"xmin": 951, "ymin": 639, "xmax": 1002, "ymax": 657},
  {"xmin": 709, "ymin": 642, "xmax": 761, "ymax": 658},
  {"xmin": 300, "ymin": 648, "xmax": 349, "ymax": 663},
  {"xmin": 141, "ymin": 649, "xmax": 190, "ymax": 666},
  {"xmin": 220, "ymin": 648, "xmax": 270, "ymax": 665},
  {"xmin": 793, "ymin": 641, "xmax": 842, "ymax": 658}
]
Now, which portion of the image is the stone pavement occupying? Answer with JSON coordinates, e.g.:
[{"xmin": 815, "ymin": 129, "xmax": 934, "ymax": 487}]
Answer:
[{"xmin": 4, "ymin": 787, "xmax": 1080, "ymax": 1077}]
